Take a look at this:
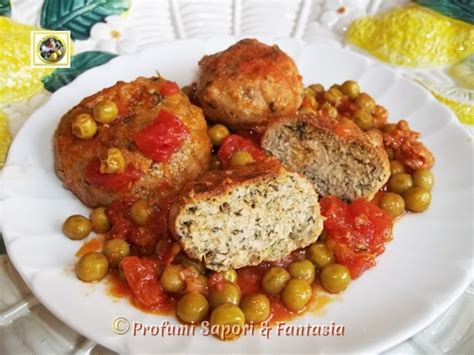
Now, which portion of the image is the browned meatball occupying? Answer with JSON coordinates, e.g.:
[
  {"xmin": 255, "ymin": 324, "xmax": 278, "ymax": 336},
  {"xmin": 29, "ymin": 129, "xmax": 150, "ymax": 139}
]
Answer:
[
  {"xmin": 54, "ymin": 77, "xmax": 212, "ymax": 207},
  {"xmin": 195, "ymin": 38, "xmax": 304, "ymax": 133}
]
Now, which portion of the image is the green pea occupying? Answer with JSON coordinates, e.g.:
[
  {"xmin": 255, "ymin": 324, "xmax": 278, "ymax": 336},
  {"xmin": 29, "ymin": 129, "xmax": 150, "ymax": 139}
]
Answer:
[
  {"xmin": 208, "ymin": 124, "xmax": 230, "ymax": 146},
  {"xmin": 320, "ymin": 264, "xmax": 351, "ymax": 294},
  {"xmin": 379, "ymin": 192, "xmax": 405, "ymax": 217},
  {"xmin": 160, "ymin": 264, "xmax": 184, "ymax": 293},
  {"xmin": 210, "ymin": 304, "xmax": 245, "ymax": 340},
  {"xmin": 102, "ymin": 238, "xmax": 130, "ymax": 268},
  {"xmin": 130, "ymin": 199, "xmax": 151, "ymax": 225},
  {"xmin": 209, "ymin": 282, "xmax": 241, "ymax": 308},
  {"xmin": 387, "ymin": 173, "xmax": 413, "ymax": 194},
  {"xmin": 281, "ymin": 279, "xmax": 312, "ymax": 312},
  {"xmin": 90, "ymin": 207, "xmax": 111, "ymax": 233},
  {"xmin": 62, "ymin": 215, "xmax": 92, "ymax": 240},
  {"xmin": 240, "ymin": 293, "xmax": 270, "ymax": 324},
  {"xmin": 340, "ymin": 80, "xmax": 360, "ymax": 100},
  {"xmin": 355, "ymin": 93, "xmax": 375, "ymax": 112},
  {"xmin": 221, "ymin": 269, "xmax": 238, "ymax": 282},
  {"xmin": 176, "ymin": 292, "xmax": 209, "ymax": 323},
  {"xmin": 262, "ymin": 267, "xmax": 291, "ymax": 295},
  {"xmin": 412, "ymin": 169, "xmax": 434, "ymax": 191},
  {"xmin": 389, "ymin": 160, "xmax": 405, "ymax": 176},
  {"xmin": 93, "ymin": 100, "xmax": 118, "ymax": 124},
  {"xmin": 353, "ymin": 110, "xmax": 373, "ymax": 131},
  {"xmin": 403, "ymin": 187, "xmax": 431, "ymax": 213},
  {"xmin": 306, "ymin": 243, "xmax": 335, "ymax": 269},
  {"xmin": 288, "ymin": 259, "xmax": 315, "ymax": 283},
  {"xmin": 75, "ymin": 252, "xmax": 109, "ymax": 282}
]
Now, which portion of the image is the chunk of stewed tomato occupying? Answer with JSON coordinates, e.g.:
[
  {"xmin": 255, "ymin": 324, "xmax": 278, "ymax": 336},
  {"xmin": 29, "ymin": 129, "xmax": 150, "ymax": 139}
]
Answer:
[
  {"xmin": 134, "ymin": 110, "xmax": 189, "ymax": 163},
  {"xmin": 320, "ymin": 196, "xmax": 393, "ymax": 279},
  {"xmin": 84, "ymin": 160, "xmax": 141, "ymax": 192},
  {"xmin": 159, "ymin": 81, "xmax": 180, "ymax": 96},
  {"xmin": 121, "ymin": 256, "xmax": 166, "ymax": 307}
]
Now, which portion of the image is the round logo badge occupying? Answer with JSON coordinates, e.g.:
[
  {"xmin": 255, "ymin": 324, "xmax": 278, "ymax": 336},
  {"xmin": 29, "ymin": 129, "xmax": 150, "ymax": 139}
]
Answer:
[{"xmin": 37, "ymin": 36, "xmax": 66, "ymax": 63}]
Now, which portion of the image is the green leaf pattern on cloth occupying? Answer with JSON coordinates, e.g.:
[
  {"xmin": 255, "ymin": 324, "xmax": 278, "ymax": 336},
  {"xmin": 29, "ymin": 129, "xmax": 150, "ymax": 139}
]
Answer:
[
  {"xmin": 414, "ymin": 0, "xmax": 474, "ymax": 25},
  {"xmin": 0, "ymin": 0, "xmax": 11, "ymax": 17},
  {"xmin": 42, "ymin": 51, "xmax": 117, "ymax": 92},
  {"xmin": 40, "ymin": 0, "xmax": 130, "ymax": 40}
]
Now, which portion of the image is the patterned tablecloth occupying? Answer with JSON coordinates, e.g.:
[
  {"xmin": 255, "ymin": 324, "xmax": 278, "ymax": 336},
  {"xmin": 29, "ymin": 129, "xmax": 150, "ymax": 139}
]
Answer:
[{"xmin": 0, "ymin": 0, "xmax": 472, "ymax": 354}]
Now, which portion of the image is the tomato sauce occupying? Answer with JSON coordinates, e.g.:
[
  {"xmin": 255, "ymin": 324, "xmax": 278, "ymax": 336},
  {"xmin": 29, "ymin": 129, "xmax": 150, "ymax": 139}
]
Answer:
[
  {"xmin": 105, "ymin": 201, "xmax": 328, "ymax": 324},
  {"xmin": 121, "ymin": 256, "xmax": 167, "ymax": 308},
  {"xmin": 76, "ymin": 238, "xmax": 103, "ymax": 257},
  {"xmin": 159, "ymin": 81, "xmax": 180, "ymax": 96},
  {"xmin": 98, "ymin": 129, "xmax": 396, "ymax": 328},
  {"xmin": 108, "ymin": 271, "xmax": 176, "ymax": 315},
  {"xmin": 237, "ymin": 265, "xmax": 267, "ymax": 296},
  {"xmin": 108, "ymin": 271, "xmax": 132, "ymax": 298},
  {"xmin": 84, "ymin": 160, "xmax": 141, "ymax": 192},
  {"xmin": 134, "ymin": 109, "xmax": 189, "ymax": 163},
  {"xmin": 116, "ymin": 98, "xmax": 129, "ymax": 116},
  {"xmin": 320, "ymin": 196, "xmax": 393, "ymax": 279},
  {"xmin": 383, "ymin": 120, "xmax": 435, "ymax": 170},
  {"xmin": 105, "ymin": 196, "xmax": 178, "ymax": 314},
  {"xmin": 235, "ymin": 263, "xmax": 328, "ymax": 323},
  {"xmin": 217, "ymin": 134, "xmax": 267, "ymax": 168},
  {"xmin": 66, "ymin": 62, "xmax": 440, "ymax": 341}
]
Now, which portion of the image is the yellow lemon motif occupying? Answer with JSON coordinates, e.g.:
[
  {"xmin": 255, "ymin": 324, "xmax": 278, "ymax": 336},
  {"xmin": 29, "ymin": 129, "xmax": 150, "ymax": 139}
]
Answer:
[
  {"xmin": 432, "ymin": 93, "xmax": 474, "ymax": 125},
  {"xmin": 0, "ymin": 109, "xmax": 12, "ymax": 168},
  {"xmin": 0, "ymin": 17, "xmax": 54, "ymax": 104},
  {"xmin": 346, "ymin": 4, "xmax": 474, "ymax": 67},
  {"xmin": 449, "ymin": 56, "xmax": 474, "ymax": 89}
]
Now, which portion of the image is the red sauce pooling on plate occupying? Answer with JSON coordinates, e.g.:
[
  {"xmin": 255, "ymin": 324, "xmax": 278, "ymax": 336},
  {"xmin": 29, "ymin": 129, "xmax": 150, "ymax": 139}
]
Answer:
[{"xmin": 76, "ymin": 238, "xmax": 103, "ymax": 257}]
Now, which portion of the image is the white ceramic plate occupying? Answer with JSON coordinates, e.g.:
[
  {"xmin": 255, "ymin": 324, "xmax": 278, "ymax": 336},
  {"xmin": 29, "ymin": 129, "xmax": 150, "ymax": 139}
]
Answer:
[{"xmin": 1, "ymin": 37, "xmax": 472, "ymax": 354}]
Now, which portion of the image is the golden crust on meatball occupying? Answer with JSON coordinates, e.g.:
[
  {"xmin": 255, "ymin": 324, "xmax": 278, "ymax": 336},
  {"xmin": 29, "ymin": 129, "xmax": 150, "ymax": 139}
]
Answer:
[
  {"xmin": 195, "ymin": 38, "xmax": 304, "ymax": 133},
  {"xmin": 54, "ymin": 76, "xmax": 212, "ymax": 207}
]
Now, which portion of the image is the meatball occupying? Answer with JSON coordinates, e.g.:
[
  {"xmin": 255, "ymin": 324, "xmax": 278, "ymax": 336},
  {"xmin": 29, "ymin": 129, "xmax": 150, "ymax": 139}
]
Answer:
[
  {"xmin": 169, "ymin": 158, "xmax": 323, "ymax": 271},
  {"xmin": 54, "ymin": 76, "xmax": 212, "ymax": 207},
  {"xmin": 261, "ymin": 112, "xmax": 390, "ymax": 201},
  {"xmin": 195, "ymin": 38, "xmax": 304, "ymax": 133}
]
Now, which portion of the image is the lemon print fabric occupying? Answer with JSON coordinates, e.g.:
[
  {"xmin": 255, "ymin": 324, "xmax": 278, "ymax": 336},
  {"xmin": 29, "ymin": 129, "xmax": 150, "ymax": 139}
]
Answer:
[
  {"xmin": 0, "ymin": 17, "xmax": 54, "ymax": 104},
  {"xmin": 346, "ymin": 4, "xmax": 474, "ymax": 67},
  {"xmin": 0, "ymin": 109, "xmax": 11, "ymax": 167}
]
